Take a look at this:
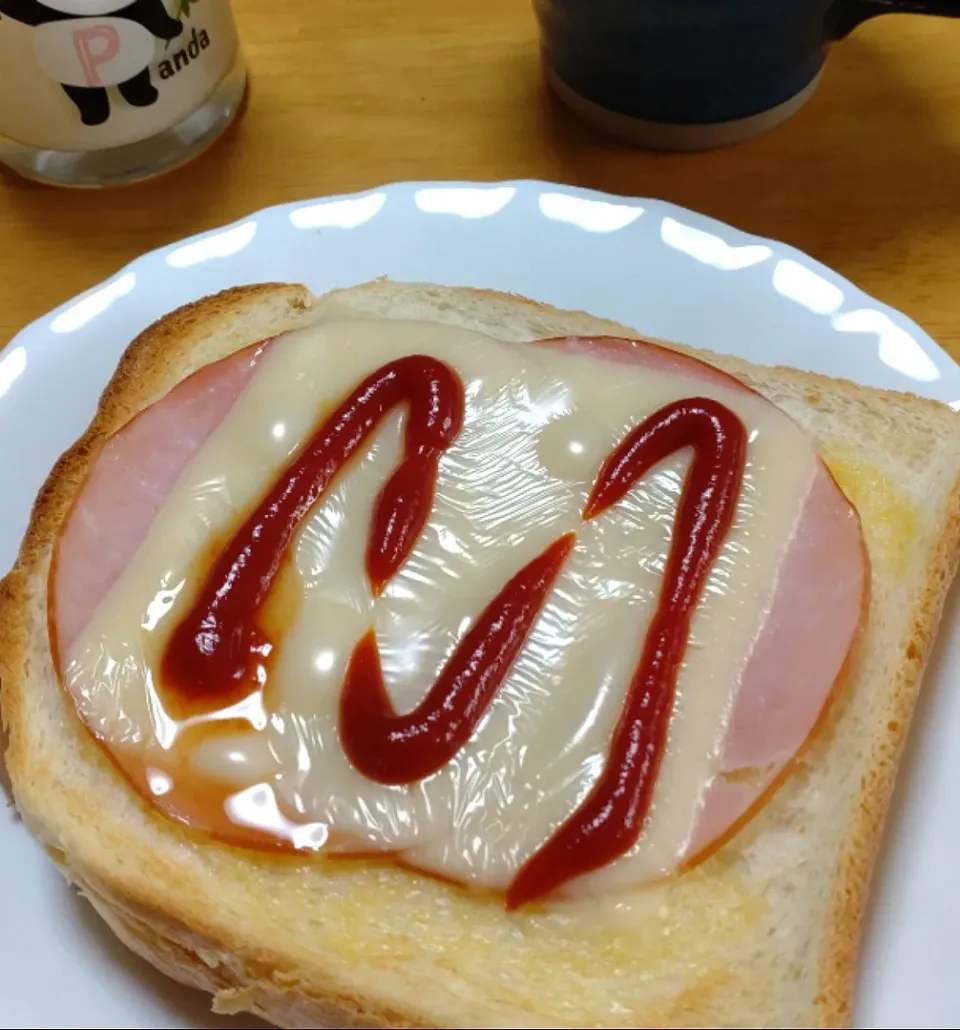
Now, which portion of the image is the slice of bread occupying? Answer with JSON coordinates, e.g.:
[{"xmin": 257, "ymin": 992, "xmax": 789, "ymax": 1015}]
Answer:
[{"xmin": 2, "ymin": 281, "xmax": 959, "ymax": 1029}]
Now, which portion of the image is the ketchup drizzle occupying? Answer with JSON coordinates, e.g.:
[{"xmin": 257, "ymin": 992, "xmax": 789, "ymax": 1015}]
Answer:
[
  {"xmin": 161, "ymin": 351, "xmax": 747, "ymax": 909},
  {"xmin": 339, "ymin": 533, "xmax": 575, "ymax": 784},
  {"xmin": 161, "ymin": 356, "xmax": 464, "ymax": 705},
  {"xmin": 506, "ymin": 398, "xmax": 746, "ymax": 908}
]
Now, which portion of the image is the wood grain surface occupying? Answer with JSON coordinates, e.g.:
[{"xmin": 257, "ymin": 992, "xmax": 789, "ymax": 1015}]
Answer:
[{"xmin": 1, "ymin": 2, "xmax": 958, "ymax": 360}]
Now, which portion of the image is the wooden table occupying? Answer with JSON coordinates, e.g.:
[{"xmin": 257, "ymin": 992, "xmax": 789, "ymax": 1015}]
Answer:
[{"xmin": 2, "ymin": 2, "xmax": 959, "ymax": 360}]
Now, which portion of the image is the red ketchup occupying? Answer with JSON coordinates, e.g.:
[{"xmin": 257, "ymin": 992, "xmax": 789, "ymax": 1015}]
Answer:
[
  {"xmin": 506, "ymin": 397, "xmax": 745, "ymax": 908},
  {"xmin": 162, "ymin": 355, "xmax": 746, "ymax": 908},
  {"xmin": 340, "ymin": 533, "xmax": 575, "ymax": 784},
  {"xmin": 162, "ymin": 355, "xmax": 465, "ymax": 704}
]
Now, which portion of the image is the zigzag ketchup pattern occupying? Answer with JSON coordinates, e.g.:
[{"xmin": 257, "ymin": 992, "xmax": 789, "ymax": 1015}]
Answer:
[{"xmin": 161, "ymin": 357, "xmax": 746, "ymax": 905}]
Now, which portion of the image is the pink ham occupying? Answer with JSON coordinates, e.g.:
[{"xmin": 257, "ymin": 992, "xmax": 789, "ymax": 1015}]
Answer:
[
  {"xmin": 538, "ymin": 336, "xmax": 866, "ymax": 862},
  {"xmin": 53, "ymin": 332, "xmax": 867, "ymax": 870},
  {"xmin": 53, "ymin": 340, "xmax": 272, "ymax": 660}
]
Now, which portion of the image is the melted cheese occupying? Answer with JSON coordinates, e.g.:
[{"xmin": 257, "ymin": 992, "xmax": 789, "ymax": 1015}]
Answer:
[{"xmin": 64, "ymin": 319, "xmax": 817, "ymax": 895}]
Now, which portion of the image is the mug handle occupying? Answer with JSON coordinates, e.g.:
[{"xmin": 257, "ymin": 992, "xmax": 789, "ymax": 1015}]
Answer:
[{"xmin": 829, "ymin": 0, "xmax": 960, "ymax": 39}]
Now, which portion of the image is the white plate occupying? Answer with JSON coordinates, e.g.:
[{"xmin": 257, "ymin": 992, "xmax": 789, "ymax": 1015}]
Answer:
[{"xmin": 1, "ymin": 181, "xmax": 957, "ymax": 1030}]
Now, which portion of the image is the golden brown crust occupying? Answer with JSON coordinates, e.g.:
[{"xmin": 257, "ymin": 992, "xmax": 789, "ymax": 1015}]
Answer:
[
  {"xmin": 0, "ymin": 284, "xmax": 312, "ymax": 794},
  {"xmin": 2, "ymin": 280, "xmax": 959, "ymax": 1029},
  {"xmin": 813, "ymin": 474, "xmax": 960, "ymax": 1028},
  {"xmin": 0, "ymin": 283, "xmax": 417, "ymax": 1030},
  {"xmin": 330, "ymin": 279, "xmax": 959, "ymax": 428},
  {"xmin": 74, "ymin": 867, "xmax": 416, "ymax": 1030},
  {"xmin": 2, "ymin": 284, "xmax": 311, "ymax": 590}
]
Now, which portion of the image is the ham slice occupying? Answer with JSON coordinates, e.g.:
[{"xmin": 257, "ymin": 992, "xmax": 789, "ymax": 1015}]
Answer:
[
  {"xmin": 538, "ymin": 336, "xmax": 866, "ymax": 862},
  {"xmin": 53, "ymin": 341, "xmax": 271, "ymax": 660},
  {"xmin": 52, "ymin": 332, "xmax": 867, "ymax": 871}
]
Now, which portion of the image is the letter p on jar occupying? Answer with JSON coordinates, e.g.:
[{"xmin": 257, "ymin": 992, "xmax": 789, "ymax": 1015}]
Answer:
[{"xmin": 74, "ymin": 25, "xmax": 121, "ymax": 87}]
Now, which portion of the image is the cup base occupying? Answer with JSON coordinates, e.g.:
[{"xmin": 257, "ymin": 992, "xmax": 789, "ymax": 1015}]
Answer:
[
  {"xmin": 0, "ymin": 56, "xmax": 247, "ymax": 189},
  {"xmin": 545, "ymin": 65, "xmax": 823, "ymax": 151}
]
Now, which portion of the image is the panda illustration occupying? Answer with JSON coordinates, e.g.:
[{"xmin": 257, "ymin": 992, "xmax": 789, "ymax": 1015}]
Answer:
[{"xmin": 0, "ymin": 0, "xmax": 184, "ymax": 126}]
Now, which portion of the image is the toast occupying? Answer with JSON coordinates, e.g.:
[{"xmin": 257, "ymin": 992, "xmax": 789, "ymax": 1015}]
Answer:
[{"xmin": 2, "ymin": 280, "xmax": 959, "ymax": 1029}]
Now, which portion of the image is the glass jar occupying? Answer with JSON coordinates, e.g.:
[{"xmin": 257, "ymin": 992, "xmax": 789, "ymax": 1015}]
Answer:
[{"xmin": 0, "ymin": 0, "xmax": 246, "ymax": 187}]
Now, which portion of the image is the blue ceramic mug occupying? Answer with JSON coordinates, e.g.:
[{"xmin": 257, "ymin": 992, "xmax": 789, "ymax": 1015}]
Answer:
[{"xmin": 536, "ymin": 0, "xmax": 960, "ymax": 149}]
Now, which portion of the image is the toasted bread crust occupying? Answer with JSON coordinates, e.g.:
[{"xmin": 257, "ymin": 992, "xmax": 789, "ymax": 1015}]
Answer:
[
  {"xmin": 0, "ymin": 284, "xmax": 431, "ymax": 1029},
  {"xmin": 2, "ymin": 282, "xmax": 959, "ymax": 1029},
  {"xmin": 814, "ymin": 475, "xmax": 960, "ymax": 1027},
  {"xmin": 65, "ymin": 869, "xmax": 420, "ymax": 1029}
]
